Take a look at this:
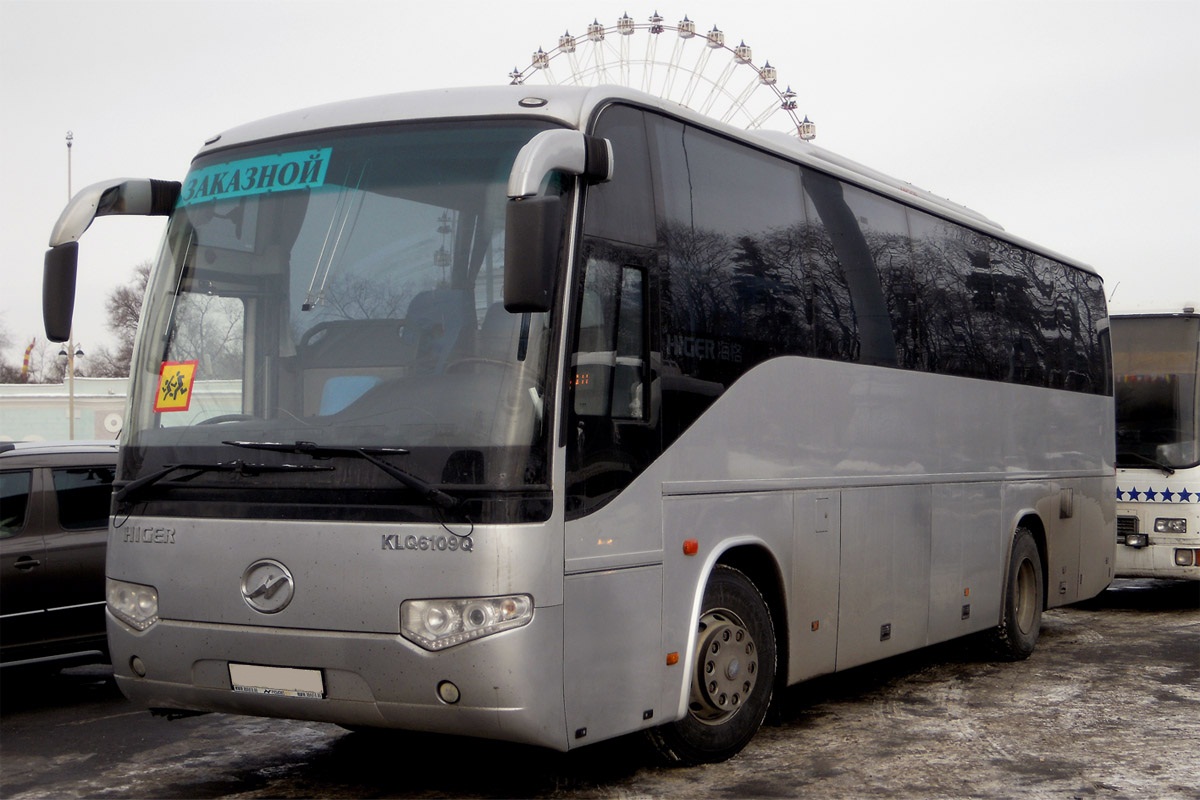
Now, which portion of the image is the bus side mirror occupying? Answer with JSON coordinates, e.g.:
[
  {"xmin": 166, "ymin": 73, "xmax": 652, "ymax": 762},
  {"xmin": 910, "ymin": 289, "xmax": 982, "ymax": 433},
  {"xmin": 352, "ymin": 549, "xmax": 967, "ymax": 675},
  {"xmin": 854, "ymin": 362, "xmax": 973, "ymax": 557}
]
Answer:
[
  {"xmin": 503, "ymin": 131, "xmax": 612, "ymax": 313},
  {"xmin": 43, "ymin": 243, "xmax": 79, "ymax": 343},
  {"xmin": 42, "ymin": 178, "xmax": 180, "ymax": 341},
  {"xmin": 504, "ymin": 196, "xmax": 563, "ymax": 313}
]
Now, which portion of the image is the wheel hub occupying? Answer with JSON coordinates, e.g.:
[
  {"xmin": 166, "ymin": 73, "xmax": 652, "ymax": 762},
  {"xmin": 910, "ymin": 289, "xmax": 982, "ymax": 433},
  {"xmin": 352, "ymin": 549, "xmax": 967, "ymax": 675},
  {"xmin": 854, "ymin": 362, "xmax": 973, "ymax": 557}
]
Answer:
[{"xmin": 690, "ymin": 610, "xmax": 758, "ymax": 722}]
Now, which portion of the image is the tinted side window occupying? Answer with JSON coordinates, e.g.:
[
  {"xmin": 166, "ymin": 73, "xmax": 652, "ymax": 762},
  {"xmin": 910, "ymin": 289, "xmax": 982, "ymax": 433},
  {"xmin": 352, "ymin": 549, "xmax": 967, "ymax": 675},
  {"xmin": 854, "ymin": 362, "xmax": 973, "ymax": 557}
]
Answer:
[
  {"xmin": 0, "ymin": 470, "xmax": 33, "ymax": 538},
  {"xmin": 903, "ymin": 209, "xmax": 998, "ymax": 380},
  {"xmin": 651, "ymin": 116, "xmax": 809, "ymax": 389},
  {"xmin": 1045, "ymin": 262, "xmax": 1109, "ymax": 393},
  {"xmin": 584, "ymin": 104, "xmax": 656, "ymax": 245},
  {"xmin": 940, "ymin": 236, "xmax": 1109, "ymax": 394},
  {"xmin": 51, "ymin": 467, "xmax": 115, "ymax": 531},
  {"xmin": 984, "ymin": 240, "xmax": 1066, "ymax": 390},
  {"xmin": 1077, "ymin": 271, "xmax": 1111, "ymax": 395}
]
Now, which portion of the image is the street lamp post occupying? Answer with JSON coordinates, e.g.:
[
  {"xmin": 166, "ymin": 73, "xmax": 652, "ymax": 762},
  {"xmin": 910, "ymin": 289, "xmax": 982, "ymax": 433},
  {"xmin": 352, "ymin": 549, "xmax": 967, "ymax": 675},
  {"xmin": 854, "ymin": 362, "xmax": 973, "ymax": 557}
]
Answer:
[{"xmin": 58, "ymin": 341, "xmax": 85, "ymax": 438}]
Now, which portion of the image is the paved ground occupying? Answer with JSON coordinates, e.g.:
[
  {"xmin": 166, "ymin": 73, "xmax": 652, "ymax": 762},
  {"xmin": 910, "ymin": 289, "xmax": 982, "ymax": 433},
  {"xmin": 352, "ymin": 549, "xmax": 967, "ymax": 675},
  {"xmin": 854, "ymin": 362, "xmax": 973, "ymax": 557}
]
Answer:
[{"xmin": 1, "ymin": 578, "xmax": 1197, "ymax": 799}]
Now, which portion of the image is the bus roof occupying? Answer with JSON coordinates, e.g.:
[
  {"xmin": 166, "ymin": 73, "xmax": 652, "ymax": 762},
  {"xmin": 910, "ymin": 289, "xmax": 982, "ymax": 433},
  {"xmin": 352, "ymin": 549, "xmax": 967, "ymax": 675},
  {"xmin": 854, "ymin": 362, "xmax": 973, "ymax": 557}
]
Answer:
[
  {"xmin": 1110, "ymin": 303, "xmax": 1199, "ymax": 317},
  {"xmin": 197, "ymin": 84, "xmax": 1098, "ymax": 277}
]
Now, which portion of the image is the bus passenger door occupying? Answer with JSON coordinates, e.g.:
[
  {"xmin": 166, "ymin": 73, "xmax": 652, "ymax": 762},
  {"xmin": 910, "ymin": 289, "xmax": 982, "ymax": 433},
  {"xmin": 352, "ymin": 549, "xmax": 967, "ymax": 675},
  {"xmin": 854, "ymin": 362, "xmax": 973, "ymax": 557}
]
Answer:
[{"xmin": 565, "ymin": 253, "xmax": 658, "ymax": 524}]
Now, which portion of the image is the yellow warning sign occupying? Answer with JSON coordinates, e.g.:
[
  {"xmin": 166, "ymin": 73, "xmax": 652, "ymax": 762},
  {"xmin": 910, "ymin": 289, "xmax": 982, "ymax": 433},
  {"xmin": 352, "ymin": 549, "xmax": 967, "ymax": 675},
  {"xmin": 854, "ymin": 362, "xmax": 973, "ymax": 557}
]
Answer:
[{"xmin": 154, "ymin": 360, "xmax": 198, "ymax": 412}]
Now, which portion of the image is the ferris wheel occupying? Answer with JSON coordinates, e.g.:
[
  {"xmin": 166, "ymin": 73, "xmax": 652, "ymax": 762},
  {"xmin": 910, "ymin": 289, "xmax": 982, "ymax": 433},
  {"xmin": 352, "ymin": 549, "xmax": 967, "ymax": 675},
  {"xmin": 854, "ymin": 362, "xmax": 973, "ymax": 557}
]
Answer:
[{"xmin": 508, "ymin": 11, "xmax": 816, "ymax": 140}]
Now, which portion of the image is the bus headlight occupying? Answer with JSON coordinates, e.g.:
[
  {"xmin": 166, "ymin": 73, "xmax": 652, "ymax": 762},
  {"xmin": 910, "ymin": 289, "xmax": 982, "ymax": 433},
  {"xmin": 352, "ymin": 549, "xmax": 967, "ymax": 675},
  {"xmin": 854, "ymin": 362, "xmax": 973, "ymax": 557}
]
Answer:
[
  {"xmin": 401, "ymin": 595, "xmax": 533, "ymax": 651},
  {"xmin": 107, "ymin": 578, "xmax": 159, "ymax": 631},
  {"xmin": 1154, "ymin": 518, "xmax": 1187, "ymax": 534}
]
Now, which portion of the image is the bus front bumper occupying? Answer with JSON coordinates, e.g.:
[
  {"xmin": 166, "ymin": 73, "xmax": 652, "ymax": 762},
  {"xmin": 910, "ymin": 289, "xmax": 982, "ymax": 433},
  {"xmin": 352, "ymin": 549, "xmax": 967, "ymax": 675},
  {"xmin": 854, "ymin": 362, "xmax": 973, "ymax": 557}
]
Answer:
[
  {"xmin": 1115, "ymin": 540, "xmax": 1200, "ymax": 580},
  {"xmin": 107, "ymin": 605, "xmax": 569, "ymax": 750}
]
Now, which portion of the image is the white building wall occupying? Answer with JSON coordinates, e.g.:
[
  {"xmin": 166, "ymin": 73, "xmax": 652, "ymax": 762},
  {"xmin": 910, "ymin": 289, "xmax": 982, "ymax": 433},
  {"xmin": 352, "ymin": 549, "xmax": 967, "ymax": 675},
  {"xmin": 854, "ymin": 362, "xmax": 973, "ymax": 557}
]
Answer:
[{"xmin": 0, "ymin": 377, "xmax": 129, "ymax": 442}]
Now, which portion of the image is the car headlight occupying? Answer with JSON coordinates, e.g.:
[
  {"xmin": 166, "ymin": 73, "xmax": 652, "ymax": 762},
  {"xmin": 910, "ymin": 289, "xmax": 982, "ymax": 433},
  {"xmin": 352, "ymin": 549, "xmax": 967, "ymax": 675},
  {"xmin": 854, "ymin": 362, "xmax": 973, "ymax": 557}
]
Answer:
[
  {"xmin": 400, "ymin": 595, "xmax": 532, "ymax": 650},
  {"xmin": 107, "ymin": 578, "xmax": 159, "ymax": 631},
  {"xmin": 1154, "ymin": 518, "xmax": 1187, "ymax": 534}
]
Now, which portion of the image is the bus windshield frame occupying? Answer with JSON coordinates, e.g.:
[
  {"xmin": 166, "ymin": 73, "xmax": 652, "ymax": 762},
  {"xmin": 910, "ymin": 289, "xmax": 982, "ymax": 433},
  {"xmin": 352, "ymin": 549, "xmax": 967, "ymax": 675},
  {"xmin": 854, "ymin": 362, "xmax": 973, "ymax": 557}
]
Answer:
[
  {"xmin": 1113, "ymin": 314, "xmax": 1200, "ymax": 470},
  {"xmin": 122, "ymin": 119, "xmax": 566, "ymax": 523}
]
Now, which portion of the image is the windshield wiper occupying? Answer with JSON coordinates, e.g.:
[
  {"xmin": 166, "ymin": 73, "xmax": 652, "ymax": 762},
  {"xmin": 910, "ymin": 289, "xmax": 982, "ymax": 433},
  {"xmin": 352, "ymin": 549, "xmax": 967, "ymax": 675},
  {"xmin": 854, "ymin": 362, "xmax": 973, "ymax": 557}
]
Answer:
[
  {"xmin": 1116, "ymin": 451, "xmax": 1176, "ymax": 476},
  {"xmin": 225, "ymin": 440, "xmax": 460, "ymax": 510},
  {"xmin": 115, "ymin": 460, "xmax": 334, "ymax": 505}
]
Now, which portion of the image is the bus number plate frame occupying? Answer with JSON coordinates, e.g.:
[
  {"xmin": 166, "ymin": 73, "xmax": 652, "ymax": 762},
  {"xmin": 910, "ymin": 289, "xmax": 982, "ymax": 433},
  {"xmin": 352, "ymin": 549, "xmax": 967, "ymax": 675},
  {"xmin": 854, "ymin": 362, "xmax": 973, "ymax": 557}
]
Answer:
[{"xmin": 229, "ymin": 663, "xmax": 325, "ymax": 699}]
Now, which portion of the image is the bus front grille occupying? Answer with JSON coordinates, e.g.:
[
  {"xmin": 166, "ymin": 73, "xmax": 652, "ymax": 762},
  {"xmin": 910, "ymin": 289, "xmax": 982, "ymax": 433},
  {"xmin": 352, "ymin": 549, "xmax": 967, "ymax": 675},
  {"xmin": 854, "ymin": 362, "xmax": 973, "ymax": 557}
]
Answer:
[{"xmin": 1117, "ymin": 515, "xmax": 1139, "ymax": 544}]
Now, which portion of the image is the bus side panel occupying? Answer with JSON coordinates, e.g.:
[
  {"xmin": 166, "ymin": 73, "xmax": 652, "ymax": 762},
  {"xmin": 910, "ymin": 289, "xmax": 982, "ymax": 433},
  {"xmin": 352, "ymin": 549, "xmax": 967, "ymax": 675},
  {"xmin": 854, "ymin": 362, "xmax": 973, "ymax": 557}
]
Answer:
[
  {"xmin": 1001, "ymin": 481, "xmax": 1052, "ymax": 603},
  {"xmin": 929, "ymin": 483, "xmax": 1004, "ymax": 644},
  {"xmin": 1049, "ymin": 483, "xmax": 1083, "ymax": 605},
  {"xmin": 563, "ymin": 564, "xmax": 663, "ymax": 747},
  {"xmin": 1000, "ymin": 480, "xmax": 1102, "ymax": 610},
  {"xmin": 659, "ymin": 492, "xmax": 794, "ymax": 722},
  {"xmin": 836, "ymin": 485, "xmax": 932, "ymax": 671},
  {"xmin": 566, "ymin": 482, "xmax": 665, "ymax": 571},
  {"xmin": 788, "ymin": 491, "xmax": 840, "ymax": 683},
  {"xmin": 1076, "ymin": 476, "xmax": 1116, "ymax": 594}
]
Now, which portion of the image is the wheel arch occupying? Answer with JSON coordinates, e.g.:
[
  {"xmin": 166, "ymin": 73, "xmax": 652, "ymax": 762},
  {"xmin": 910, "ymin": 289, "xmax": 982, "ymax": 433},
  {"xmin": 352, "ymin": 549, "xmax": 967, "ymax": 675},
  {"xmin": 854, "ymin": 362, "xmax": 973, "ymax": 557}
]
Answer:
[
  {"xmin": 1014, "ymin": 512, "xmax": 1049, "ymax": 606},
  {"xmin": 648, "ymin": 541, "xmax": 788, "ymax": 764},
  {"xmin": 713, "ymin": 543, "xmax": 790, "ymax": 696}
]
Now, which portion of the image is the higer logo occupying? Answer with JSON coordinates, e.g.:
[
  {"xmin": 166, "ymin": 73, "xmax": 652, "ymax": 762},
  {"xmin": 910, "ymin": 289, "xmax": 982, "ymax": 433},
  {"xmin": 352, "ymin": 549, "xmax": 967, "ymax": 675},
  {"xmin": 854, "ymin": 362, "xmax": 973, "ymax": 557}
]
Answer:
[{"xmin": 240, "ymin": 559, "xmax": 296, "ymax": 614}]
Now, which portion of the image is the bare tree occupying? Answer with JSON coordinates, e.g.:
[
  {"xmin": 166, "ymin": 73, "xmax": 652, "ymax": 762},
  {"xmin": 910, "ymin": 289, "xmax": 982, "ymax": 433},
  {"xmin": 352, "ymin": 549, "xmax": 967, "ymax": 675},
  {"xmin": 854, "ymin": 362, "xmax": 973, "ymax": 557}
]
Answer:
[
  {"xmin": 0, "ymin": 320, "xmax": 22, "ymax": 382},
  {"xmin": 0, "ymin": 316, "xmax": 63, "ymax": 383},
  {"xmin": 88, "ymin": 262, "xmax": 150, "ymax": 378}
]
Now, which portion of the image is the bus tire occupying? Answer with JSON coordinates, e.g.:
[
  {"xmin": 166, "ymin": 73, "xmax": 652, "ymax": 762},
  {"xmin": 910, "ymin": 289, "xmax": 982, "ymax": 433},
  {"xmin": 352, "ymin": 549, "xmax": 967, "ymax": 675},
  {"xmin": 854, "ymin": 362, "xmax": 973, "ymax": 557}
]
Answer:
[
  {"xmin": 987, "ymin": 527, "xmax": 1043, "ymax": 661},
  {"xmin": 647, "ymin": 564, "xmax": 776, "ymax": 764}
]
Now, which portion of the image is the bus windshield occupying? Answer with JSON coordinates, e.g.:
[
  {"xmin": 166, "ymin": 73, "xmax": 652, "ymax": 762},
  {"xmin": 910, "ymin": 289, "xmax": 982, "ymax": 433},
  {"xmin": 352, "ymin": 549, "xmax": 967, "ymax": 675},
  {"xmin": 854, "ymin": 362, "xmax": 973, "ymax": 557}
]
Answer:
[
  {"xmin": 1113, "ymin": 315, "xmax": 1200, "ymax": 470},
  {"xmin": 124, "ymin": 120, "xmax": 561, "ymax": 521}
]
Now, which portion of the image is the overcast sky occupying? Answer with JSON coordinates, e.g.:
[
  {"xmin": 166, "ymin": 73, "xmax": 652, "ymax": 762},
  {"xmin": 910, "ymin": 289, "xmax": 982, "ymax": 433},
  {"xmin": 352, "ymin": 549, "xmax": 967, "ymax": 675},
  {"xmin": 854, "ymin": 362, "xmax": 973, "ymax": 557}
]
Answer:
[{"xmin": 1, "ymin": 0, "xmax": 1197, "ymax": 367}]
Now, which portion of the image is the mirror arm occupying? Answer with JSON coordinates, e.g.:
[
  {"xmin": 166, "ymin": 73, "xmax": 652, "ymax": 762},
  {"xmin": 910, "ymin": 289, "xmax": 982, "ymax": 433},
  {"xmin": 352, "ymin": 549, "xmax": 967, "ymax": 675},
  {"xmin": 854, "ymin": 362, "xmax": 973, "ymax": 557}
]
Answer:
[
  {"xmin": 501, "ymin": 131, "xmax": 613, "ymax": 313},
  {"xmin": 507, "ymin": 131, "xmax": 612, "ymax": 199}
]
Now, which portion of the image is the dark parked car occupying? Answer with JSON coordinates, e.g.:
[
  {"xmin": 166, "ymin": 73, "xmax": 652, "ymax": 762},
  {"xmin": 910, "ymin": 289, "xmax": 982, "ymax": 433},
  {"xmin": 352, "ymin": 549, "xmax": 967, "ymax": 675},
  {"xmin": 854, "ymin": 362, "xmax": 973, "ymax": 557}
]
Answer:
[{"xmin": 1, "ymin": 440, "xmax": 118, "ymax": 669}]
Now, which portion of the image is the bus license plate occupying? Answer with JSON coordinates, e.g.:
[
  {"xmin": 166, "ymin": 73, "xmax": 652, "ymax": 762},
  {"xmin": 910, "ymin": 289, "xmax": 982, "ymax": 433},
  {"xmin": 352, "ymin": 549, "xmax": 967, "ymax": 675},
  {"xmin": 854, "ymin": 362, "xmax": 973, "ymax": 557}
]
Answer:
[{"xmin": 229, "ymin": 663, "xmax": 324, "ymax": 698}]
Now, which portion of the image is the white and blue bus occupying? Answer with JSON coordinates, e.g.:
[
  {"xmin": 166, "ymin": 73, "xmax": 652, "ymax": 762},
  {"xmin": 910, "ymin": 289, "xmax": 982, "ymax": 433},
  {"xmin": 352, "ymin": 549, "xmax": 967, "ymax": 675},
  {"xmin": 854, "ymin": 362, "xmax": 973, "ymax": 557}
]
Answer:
[
  {"xmin": 43, "ymin": 85, "xmax": 1114, "ymax": 763},
  {"xmin": 1112, "ymin": 305, "xmax": 1200, "ymax": 580}
]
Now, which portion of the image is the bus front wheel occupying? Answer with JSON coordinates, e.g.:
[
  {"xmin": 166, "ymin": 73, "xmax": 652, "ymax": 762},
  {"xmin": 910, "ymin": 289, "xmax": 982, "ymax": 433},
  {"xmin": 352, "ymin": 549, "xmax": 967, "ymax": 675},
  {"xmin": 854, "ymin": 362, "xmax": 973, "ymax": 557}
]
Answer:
[
  {"xmin": 647, "ymin": 564, "xmax": 777, "ymax": 764},
  {"xmin": 987, "ymin": 527, "xmax": 1044, "ymax": 661}
]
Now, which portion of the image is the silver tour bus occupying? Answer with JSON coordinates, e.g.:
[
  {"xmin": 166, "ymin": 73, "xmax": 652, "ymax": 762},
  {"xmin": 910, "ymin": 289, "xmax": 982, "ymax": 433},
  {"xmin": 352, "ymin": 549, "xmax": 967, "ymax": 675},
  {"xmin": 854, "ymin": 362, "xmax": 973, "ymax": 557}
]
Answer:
[
  {"xmin": 1112, "ymin": 304, "xmax": 1200, "ymax": 580},
  {"xmin": 43, "ymin": 85, "xmax": 1115, "ymax": 763}
]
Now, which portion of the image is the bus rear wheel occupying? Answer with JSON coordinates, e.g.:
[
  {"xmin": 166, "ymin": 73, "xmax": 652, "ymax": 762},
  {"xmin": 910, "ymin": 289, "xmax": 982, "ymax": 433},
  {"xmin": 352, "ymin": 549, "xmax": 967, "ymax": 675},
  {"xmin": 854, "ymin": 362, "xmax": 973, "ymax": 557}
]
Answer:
[
  {"xmin": 647, "ymin": 564, "xmax": 776, "ymax": 764},
  {"xmin": 987, "ymin": 527, "xmax": 1044, "ymax": 661}
]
